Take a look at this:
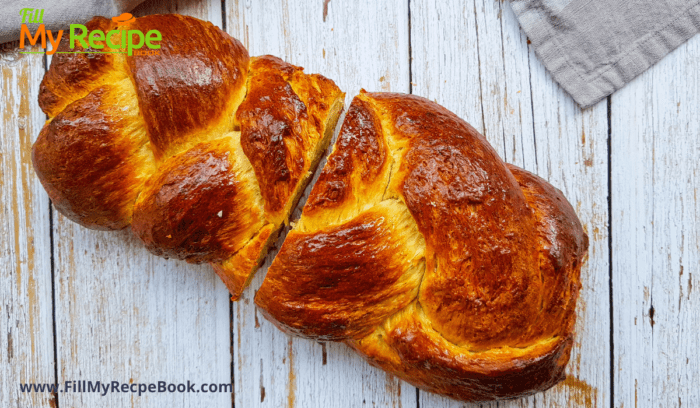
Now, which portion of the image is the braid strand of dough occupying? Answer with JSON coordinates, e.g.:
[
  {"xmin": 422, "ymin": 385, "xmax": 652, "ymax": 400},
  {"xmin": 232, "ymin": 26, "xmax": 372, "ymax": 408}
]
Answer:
[
  {"xmin": 32, "ymin": 15, "xmax": 344, "ymax": 299},
  {"xmin": 255, "ymin": 91, "xmax": 588, "ymax": 402}
]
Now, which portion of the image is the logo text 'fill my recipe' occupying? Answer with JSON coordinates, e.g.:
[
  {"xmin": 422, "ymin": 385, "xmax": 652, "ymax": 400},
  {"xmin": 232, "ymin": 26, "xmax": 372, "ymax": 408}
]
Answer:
[{"xmin": 19, "ymin": 9, "xmax": 161, "ymax": 56}]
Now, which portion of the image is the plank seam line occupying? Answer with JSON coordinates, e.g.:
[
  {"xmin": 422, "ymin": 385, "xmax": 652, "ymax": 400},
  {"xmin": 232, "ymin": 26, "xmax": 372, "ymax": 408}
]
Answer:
[
  {"xmin": 48, "ymin": 198, "xmax": 59, "ymax": 408},
  {"xmin": 473, "ymin": 1, "xmax": 487, "ymax": 138},
  {"xmin": 498, "ymin": 0, "xmax": 509, "ymax": 164},
  {"xmin": 607, "ymin": 95, "xmax": 614, "ymax": 408},
  {"xmin": 407, "ymin": 1, "xmax": 419, "ymax": 406},
  {"xmin": 42, "ymin": 51, "xmax": 61, "ymax": 408},
  {"xmin": 220, "ymin": 2, "xmax": 237, "ymax": 407},
  {"xmin": 221, "ymin": 0, "xmax": 227, "ymax": 32},
  {"xmin": 523, "ymin": 11, "xmax": 538, "ymax": 172},
  {"xmin": 650, "ymin": 77, "xmax": 656, "ymax": 406},
  {"xmin": 46, "ymin": 95, "xmax": 60, "ymax": 408},
  {"xmin": 230, "ymin": 297, "xmax": 235, "ymax": 408},
  {"xmin": 407, "ymin": 0, "xmax": 413, "ymax": 96}
]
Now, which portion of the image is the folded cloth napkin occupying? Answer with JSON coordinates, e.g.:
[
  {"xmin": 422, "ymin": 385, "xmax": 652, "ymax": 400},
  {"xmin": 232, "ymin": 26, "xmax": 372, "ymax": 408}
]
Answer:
[
  {"xmin": 1, "ymin": 0, "xmax": 144, "ymax": 45},
  {"xmin": 510, "ymin": 0, "xmax": 700, "ymax": 108}
]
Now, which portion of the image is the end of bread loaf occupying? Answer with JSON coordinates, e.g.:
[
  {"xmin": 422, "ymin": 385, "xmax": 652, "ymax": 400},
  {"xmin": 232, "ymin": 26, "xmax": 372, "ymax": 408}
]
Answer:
[
  {"xmin": 33, "ymin": 14, "xmax": 250, "ymax": 231},
  {"xmin": 31, "ymin": 14, "xmax": 345, "ymax": 298},
  {"xmin": 255, "ymin": 92, "xmax": 588, "ymax": 402},
  {"xmin": 38, "ymin": 16, "xmax": 128, "ymax": 118},
  {"xmin": 32, "ymin": 78, "xmax": 156, "ymax": 230}
]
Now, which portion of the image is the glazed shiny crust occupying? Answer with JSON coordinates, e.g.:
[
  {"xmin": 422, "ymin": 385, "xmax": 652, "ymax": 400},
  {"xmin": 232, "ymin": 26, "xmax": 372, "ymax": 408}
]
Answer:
[
  {"xmin": 255, "ymin": 92, "xmax": 589, "ymax": 402},
  {"xmin": 32, "ymin": 14, "xmax": 345, "ymax": 299}
]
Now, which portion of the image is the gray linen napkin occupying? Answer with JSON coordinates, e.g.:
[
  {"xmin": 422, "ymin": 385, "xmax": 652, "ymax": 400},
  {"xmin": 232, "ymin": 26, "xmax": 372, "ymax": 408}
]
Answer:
[
  {"xmin": 1, "ymin": 0, "xmax": 144, "ymax": 45},
  {"xmin": 510, "ymin": 0, "xmax": 700, "ymax": 108}
]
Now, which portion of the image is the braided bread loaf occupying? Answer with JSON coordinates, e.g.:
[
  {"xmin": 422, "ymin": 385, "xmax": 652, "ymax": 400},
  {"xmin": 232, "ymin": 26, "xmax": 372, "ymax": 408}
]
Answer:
[
  {"xmin": 32, "ymin": 14, "xmax": 344, "ymax": 299},
  {"xmin": 255, "ymin": 92, "xmax": 589, "ymax": 402},
  {"xmin": 32, "ymin": 13, "xmax": 588, "ymax": 402}
]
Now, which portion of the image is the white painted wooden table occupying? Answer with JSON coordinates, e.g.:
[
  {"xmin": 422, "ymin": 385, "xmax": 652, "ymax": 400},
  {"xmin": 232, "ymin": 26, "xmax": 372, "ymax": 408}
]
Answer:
[{"xmin": 1, "ymin": 0, "xmax": 698, "ymax": 407}]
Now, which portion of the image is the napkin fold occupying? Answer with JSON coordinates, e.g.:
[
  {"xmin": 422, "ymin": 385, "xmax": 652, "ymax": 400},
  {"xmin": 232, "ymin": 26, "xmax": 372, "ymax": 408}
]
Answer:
[
  {"xmin": 510, "ymin": 0, "xmax": 700, "ymax": 108},
  {"xmin": 4, "ymin": 0, "xmax": 699, "ymax": 109}
]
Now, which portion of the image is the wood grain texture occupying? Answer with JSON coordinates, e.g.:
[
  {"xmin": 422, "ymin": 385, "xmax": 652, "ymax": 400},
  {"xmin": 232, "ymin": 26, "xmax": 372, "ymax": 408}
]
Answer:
[
  {"xmin": 226, "ymin": 1, "xmax": 415, "ymax": 407},
  {"xmin": 525, "ymin": 19, "xmax": 611, "ymax": 408},
  {"xmin": 51, "ymin": 1, "xmax": 231, "ymax": 407},
  {"xmin": 411, "ymin": 1, "xmax": 610, "ymax": 406},
  {"xmin": 0, "ymin": 45, "xmax": 55, "ymax": 408},
  {"xmin": 4, "ymin": 0, "xmax": 700, "ymax": 406},
  {"xmin": 612, "ymin": 32, "xmax": 700, "ymax": 408}
]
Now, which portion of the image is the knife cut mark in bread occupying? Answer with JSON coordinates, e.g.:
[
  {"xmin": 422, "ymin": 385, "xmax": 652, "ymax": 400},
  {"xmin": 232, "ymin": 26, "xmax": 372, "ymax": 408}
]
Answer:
[
  {"xmin": 31, "ymin": 13, "xmax": 589, "ymax": 402},
  {"xmin": 255, "ymin": 91, "xmax": 588, "ymax": 402},
  {"xmin": 32, "ymin": 14, "xmax": 344, "ymax": 299}
]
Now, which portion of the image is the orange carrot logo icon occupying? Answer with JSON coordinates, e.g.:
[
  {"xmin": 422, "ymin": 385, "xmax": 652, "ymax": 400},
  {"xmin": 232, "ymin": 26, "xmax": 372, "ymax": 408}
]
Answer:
[{"xmin": 112, "ymin": 13, "xmax": 135, "ymax": 26}]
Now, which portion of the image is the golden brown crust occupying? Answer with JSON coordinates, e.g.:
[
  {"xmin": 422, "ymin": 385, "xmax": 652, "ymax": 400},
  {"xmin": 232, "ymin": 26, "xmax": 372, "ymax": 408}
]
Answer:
[
  {"xmin": 211, "ymin": 223, "xmax": 277, "ymax": 301},
  {"xmin": 368, "ymin": 93, "xmax": 542, "ymax": 349},
  {"xmin": 256, "ymin": 200, "xmax": 425, "ymax": 341},
  {"xmin": 39, "ymin": 17, "xmax": 127, "ymax": 118},
  {"xmin": 237, "ymin": 55, "xmax": 345, "ymax": 223},
  {"xmin": 131, "ymin": 137, "xmax": 265, "ymax": 263},
  {"xmin": 127, "ymin": 15, "xmax": 249, "ymax": 158},
  {"xmin": 128, "ymin": 54, "xmax": 343, "ymax": 272},
  {"xmin": 32, "ymin": 14, "xmax": 345, "ymax": 296},
  {"xmin": 507, "ymin": 164, "xmax": 587, "ymax": 339},
  {"xmin": 32, "ymin": 79, "xmax": 155, "ymax": 230},
  {"xmin": 349, "ymin": 304, "xmax": 573, "ymax": 402},
  {"xmin": 303, "ymin": 97, "xmax": 389, "ymax": 218},
  {"xmin": 256, "ymin": 92, "xmax": 588, "ymax": 403}
]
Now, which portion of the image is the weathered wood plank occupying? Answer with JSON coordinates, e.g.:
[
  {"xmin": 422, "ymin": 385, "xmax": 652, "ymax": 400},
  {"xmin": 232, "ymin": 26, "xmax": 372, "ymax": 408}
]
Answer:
[
  {"xmin": 17, "ymin": 1, "xmax": 700, "ymax": 408},
  {"xmin": 52, "ymin": 1, "xmax": 231, "ymax": 407},
  {"xmin": 611, "ymin": 33, "xmax": 700, "ymax": 408},
  {"xmin": 527, "ymin": 33, "xmax": 611, "ymax": 408},
  {"xmin": 411, "ymin": 1, "xmax": 611, "ymax": 406},
  {"xmin": 0, "ymin": 45, "xmax": 56, "ymax": 408},
  {"xmin": 226, "ymin": 1, "xmax": 414, "ymax": 407}
]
